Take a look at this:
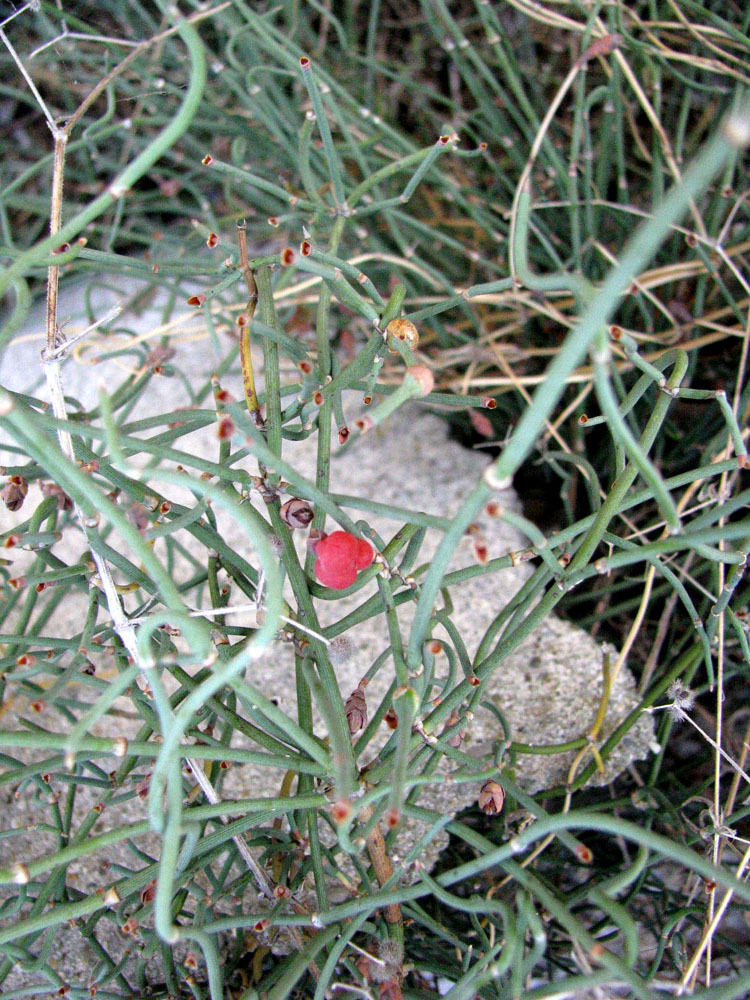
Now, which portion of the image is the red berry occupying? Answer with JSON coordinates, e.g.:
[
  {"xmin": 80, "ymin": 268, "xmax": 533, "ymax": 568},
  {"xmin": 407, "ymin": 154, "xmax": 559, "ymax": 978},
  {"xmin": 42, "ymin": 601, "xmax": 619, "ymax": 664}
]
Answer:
[{"xmin": 313, "ymin": 531, "xmax": 374, "ymax": 589}]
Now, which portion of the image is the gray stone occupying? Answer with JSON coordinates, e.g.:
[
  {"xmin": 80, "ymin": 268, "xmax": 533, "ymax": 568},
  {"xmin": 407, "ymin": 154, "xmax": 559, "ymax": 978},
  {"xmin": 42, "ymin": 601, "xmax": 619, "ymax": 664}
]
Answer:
[{"xmin": 0, "ymin": 277, "xmax": 654, "ymax": 984}]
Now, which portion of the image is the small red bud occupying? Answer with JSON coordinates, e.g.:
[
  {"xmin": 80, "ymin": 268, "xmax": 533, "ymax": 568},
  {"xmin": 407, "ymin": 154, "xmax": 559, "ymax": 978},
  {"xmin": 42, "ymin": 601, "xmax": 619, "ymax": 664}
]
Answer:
[
  {"xmin": 481, "ymin": 396, "xmax": 497, "ymax": 409},
  {"xmin": 187, "ymin": 294, "xmax": 206, "ymax": 307},
  {"xmin": 331, "ymin": 799, "xmax": 350, "ymax": 823},
  {"xmin": 384, "ymin": 707, "xmax": 398, "ymax": 729},
  {"xmin": 338, "ymin": 426, "xmax": 349, "ymax": 445},
  {"xmin": 300, "ymin": 240, "xmax": 313, "ymax": 256},
  {"xmin": 575, "ymin": 843, "xmax": 593, "ymax": 864},
  {"xmin": 268, "ymin": 217, "xmax": 280, "ymax": 227},
  {"xmin": 201, "ymin": 153, "xmax": 214, "ymax": 165},
  {"xmin": 384, "ymin": 807, "xmax": 400, "ymax": 828},
  {"xmin": 206, "ymin": 232, "xmax": 219, "ymax": 248},
  {"xmin": 281, "ymin": 247, "xmax": 295, "ymax": 266}
]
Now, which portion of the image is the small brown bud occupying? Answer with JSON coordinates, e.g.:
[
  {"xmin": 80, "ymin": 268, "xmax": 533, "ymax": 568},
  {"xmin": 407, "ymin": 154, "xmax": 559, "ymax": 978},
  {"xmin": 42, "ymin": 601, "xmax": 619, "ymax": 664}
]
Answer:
[
  {"xmin": 187, "ymin": 293, "xmax": 206, "ymax": 307},
  {"xmin": 40, "ymin": 482, "xmax": 72, "ymax": 510},
  {"xmin": 481, "ymin": 396, "xmax": 497, "ymax": 409},
  {"xmin": 280, "ymin": 497, "xmax": 314, "ymax": 529},
  {"xmin": 345, "ymin": 684, "xmax": 368, "ymax": 735},
  {"xmin": 141, "ymin": 879, "xmax": 156, "ymax": 904},
  {"xmin": 338, "ymin": 425, "xmax": 350, "ymax": 445},
  {"xmin": 201, "ymin": 153, "xmax": 214, "ymax": 166},
  {"xmin": 280, "ymin": 247, "xmax": 295, "ymax": 266},
  {"xmin": 300, "ymin": 240, "xmax": 313, "ymax": 256},
  {"xmin": 206, "ymin": 232, "xmax": 219, "ymax": 248},
  {"xmin": 2, "ymin": 475, "xmax": 28, "ymax": 511},
  {"xmin": 384, "ymin": 707, "xmax": 398, "ymax": 729},
  {"xmin": 478, "ymin": 779, "xmax": 505, "ymax": 815}
]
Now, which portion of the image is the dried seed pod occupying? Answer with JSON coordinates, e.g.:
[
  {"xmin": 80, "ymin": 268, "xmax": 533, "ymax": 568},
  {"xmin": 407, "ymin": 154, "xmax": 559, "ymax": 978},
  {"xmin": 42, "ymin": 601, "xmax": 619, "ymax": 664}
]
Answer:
[
  {"xmin": 280, "ymin": 497, "xmax": 314, "ymax": 529},
  {"xmin": 385, "ymin": 317, "xmax": 419, "ymax": 353},
  {"xmin": 2, "ymin": 475, "xmax": 28, "ymax": 512},
  {"xmin": 345, "ymin": 682, "xmax": 368, "ymax": 735},
  {"xmin": 478, "ymin": 779, "xmax": 505, "ymax": 815}
]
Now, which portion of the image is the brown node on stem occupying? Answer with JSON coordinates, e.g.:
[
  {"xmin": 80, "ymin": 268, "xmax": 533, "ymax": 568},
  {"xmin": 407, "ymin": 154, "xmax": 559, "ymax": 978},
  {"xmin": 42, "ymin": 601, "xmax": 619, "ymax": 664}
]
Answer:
[
  {"xmin": 578, "ymin": 413, "xmax": 589, "ymax": 425},
  {"xmin": 187, "ymin": 294, "xmax": 206, "ymax": 307},
  {"xmin": 481, "ymin": 396, "xmax": 497, "ymax": 409},
  {"xmin": 300, "ymin": 240, "xmax": 313, "ymax": 256},
  {"xmin": 281, "ymin": 247, "xmax": 295, "ymax": 266},
  {"xmin": 217, "ymin": 416, "xmax": 235, "ymax": 440},
  {"xmin": 201, "ymin": 153, "xmax": 214, "ymax": 166},
  {"xmin": 206, "ymin": 232, "xmax": 219, "ymax": 248}
]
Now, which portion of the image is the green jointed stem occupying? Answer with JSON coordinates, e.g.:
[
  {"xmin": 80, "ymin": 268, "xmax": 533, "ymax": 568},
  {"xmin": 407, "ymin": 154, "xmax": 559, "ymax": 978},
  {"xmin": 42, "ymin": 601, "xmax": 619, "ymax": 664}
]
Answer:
[{"xmin": 406, "ymin": 108, "xmax": 750, "ymax": 674}]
